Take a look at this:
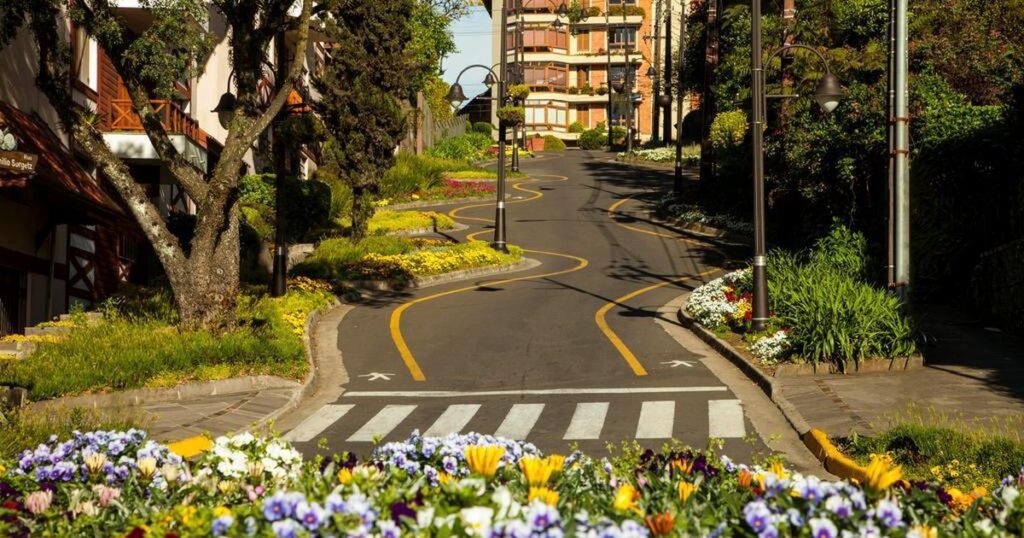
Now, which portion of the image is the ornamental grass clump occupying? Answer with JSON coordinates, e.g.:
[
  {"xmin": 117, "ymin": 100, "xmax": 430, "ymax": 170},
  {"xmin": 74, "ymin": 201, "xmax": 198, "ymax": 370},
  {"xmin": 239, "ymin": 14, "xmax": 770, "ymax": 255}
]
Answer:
[{"xmin": 367, "ymin": 210, "xmax": 456, "ymax": 234}]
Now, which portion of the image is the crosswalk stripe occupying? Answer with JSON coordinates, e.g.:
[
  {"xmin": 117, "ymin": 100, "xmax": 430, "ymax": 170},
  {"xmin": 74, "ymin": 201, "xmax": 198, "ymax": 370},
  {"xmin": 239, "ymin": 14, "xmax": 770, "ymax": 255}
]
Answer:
[
  {"xmin": 708, "ymin": 399, "xmax": 746, "ymax": 438},
  {"xmin": 636, "ymin": 401, "xmax": 675, "ymax": 439},
  {"xmin": 493, "ymin": 404, "xmax": 545, "ymax": 440},
  {"xmin": 284, "ymin": 404, "xmax": 355, "ymax": 442},
  {"xmin": 423, "ymin": 404, "xmax": 481, "ymax": 437},
  {"xmin": 563, "ymin": 402, "xmax": 609, "ymax": 440},
  {"xmin": 347, "ymin": 405, "xmax": 417, "ymax": 442}
]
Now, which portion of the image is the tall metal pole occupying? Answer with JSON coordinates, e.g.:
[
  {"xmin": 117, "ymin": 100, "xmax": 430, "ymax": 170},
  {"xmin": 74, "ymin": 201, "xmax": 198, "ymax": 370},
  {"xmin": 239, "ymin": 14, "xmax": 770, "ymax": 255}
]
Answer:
[
  {"xmin": 885, "ymin": 0, "xmax": 896, "ymax": 287},
  {"xmin": 893, "ymin": 0, "xmax": 910, "ymax": 297},
  {"xmin": 651, "ymin": 0, "xmax": 663, "ymax": 144},
  {"xmin": 699, "ymin": 0, "xmax": 720, "ymax": 185},
  {"xmin": 750, "ymin": 0, "xmax": 769, "ymax": 331},
  {"xmin": 606, "ymin": 0, "xmax": 613, "ymax": 147},
  {"xmin": 511, "ymin": 4, "xmax": 521, "ymax": 173},
  {"xmin": 663, "ymin": 3, "xmax": 674, "ymax": 142},
  {"xmin": 494, "ymin": 1, "xmax": 510, "ymax": 253},
  {"xmin": 271, "ymin": 24, "xmax": 289, "ymax": 297},
  {"xmin": 624, "ymin": 5, "xmax": 633, "ymax": 152},
  {"xmin": 673, "ymin": 0, "xmax": 687, "ymax": 199}
]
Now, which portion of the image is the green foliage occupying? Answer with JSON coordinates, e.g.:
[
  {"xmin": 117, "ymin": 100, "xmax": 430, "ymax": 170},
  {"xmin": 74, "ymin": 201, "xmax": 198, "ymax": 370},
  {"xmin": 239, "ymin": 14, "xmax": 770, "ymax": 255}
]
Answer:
[
  {"xmin": 845, "ymin": 421, "xmax": 1024, "ymax": 491},
  {"xmin": 426, "ymin": 132, "xmax": 493, "ymax": 160},
  {"xmin": 407, "ymin": 0, "xmax": 462, "ymax": 93},
  {"xmin": 507, "ymin": 84, "xmax": 531, "ymax": 102},
  {"xmin": 0, "ymin": 406, "xmax": 144, "ymax": 459},
  {"xmin": 383, "ymin": 152, "xmax": 453, "ymax": 196},
  {"xmin": 766, "ymin": 226, "xmax": 916, "ymax": 369},
  {"xmin": 542, "ymin": 135, "xmax": 567, "ymax": 152},
  {"xmin": 424, "ymin": 75, "xmax": 454, "ymax": 121},
  {"xmin": 568, "ymin": 121, "xmax": 586, "ymax": 133},
  {"xmin": 316, "ymin": 0, "xmax": 414, "ymax": 240},
  {"xmin": 497, "ymin": 106, "xmax": 525, "ymax": 126},
  {"xmin": 0, "ymin": 288, "xmax": 333, "ymax": 399},
  {"xmin": 367, "ymin": 210, "xmax": 456, "ymax": 234},
  {"xmin": 577, "ymin": 127, "xmax": 607, "ymax": 150},
  {"xmin": 472, "ymin": 122, "xmax": 494, "ymax": 135},
  {"xmin": 237, "ymin": 174, "xmax": 333, "ymax": 243},
  {"xmin": 708, "ymin": 110, "xmax": 748, "ymax": 149}
]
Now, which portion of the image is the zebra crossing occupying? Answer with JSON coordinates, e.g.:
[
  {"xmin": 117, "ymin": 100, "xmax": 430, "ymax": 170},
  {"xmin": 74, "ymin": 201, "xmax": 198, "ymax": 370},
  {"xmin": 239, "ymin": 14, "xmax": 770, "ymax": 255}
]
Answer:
[{"xmin": 283, "ymin": 397, "xmax": 749, "ymax": 446}]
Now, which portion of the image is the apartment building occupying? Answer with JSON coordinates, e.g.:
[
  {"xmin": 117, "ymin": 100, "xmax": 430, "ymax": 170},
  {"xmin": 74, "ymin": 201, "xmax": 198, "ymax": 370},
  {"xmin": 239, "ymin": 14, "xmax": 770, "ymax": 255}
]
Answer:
[
  {"xmin": 0, "ymin": 3, "xmax": 318, "ymax": 336},
  {"xmin": 487, "ymin": 0, "xmax": 688, "ymax": 143}
]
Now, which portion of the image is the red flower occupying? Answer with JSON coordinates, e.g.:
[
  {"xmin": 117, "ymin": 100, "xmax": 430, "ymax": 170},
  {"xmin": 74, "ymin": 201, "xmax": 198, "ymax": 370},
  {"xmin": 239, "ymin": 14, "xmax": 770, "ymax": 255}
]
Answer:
[{"xmin": 744, "ymin": 310, "xmax": 752, "ymax": 322}]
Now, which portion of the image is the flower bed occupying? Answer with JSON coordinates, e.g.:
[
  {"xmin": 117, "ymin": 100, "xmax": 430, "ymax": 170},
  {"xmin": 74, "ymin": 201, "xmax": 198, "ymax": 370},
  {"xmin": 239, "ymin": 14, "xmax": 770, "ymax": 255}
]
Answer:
[
  {"xmin": 1, "ymin": 430, "xmax": 1022, "ymax": 536},
  {"xmin": 292, "ymin": 237, "xmax": 523, "ymax": 284},
  {"xmin": 383, "ymin": 180, "xmax": 497, "ymax": 205},
  {"xmin": 367, "ymin": 210, "xmax": 456, "ymax": 235},
  {"xmin": 684, "ymin": 226, "xmax": 916, "ymax": 370},
  {"xmin": 616, "ymin": 147, "xmax": 700, "ymax": 167},
  {"xmin": 654, "ymin": 196, "xmax": 753, "ymax": 236}
]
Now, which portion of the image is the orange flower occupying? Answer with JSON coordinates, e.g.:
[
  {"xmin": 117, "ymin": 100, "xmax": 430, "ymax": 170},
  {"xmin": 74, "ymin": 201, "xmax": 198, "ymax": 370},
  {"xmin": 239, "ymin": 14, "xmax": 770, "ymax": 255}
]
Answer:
[
  {"xmin": 671, "ymin": 458, "xmax": 694, "ymax": 475},
  {"xmin": 644, "ymin": 512, "xmax": 676, "ymax": 536},
  {"xmin": 737, "ymin": 469, "xmax": 753, "ymax": 488}
]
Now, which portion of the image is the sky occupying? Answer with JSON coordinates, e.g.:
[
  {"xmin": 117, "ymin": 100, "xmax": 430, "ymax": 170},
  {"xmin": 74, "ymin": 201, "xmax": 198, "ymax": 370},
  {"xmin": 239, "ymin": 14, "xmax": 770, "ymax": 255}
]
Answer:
[{"xmin": 442, "ymin": 6, "xmax": 493, "ymax": 102}]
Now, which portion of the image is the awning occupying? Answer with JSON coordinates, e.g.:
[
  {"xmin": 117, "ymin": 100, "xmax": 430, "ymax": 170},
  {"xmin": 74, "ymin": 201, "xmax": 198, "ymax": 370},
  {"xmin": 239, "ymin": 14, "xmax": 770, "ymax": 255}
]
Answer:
[{"xmin": 0, "ymin": 101, "xmax": 123, "ymax": 223}]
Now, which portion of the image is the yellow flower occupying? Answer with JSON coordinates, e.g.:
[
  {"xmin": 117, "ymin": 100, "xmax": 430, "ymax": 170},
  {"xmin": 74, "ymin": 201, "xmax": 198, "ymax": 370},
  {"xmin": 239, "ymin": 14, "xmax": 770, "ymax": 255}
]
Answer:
[
  {"xmin": 213, "ymin": 506, "xmax": 231, "ymax": 518},
  {"xmin": 84, "ymin": 453, "xmax": 107, "ymax": 474},
  {"xmin": 671, "ymin": 458, "xmax": 694, "ymax": 475},
  {"xmin": 338, "ymin": 468, "xmax": 354, "ymax": 485},
  {"xmin": 862, "ymin": 454, "xmax": 902, "ymax": 493},
  {"xmin": 529, "ymin": 487, "xmax": 560, "ymax": 506},
  {"xmin": 544, "ymin": 454, "xmax": 567, "ymax": 476},
  {"xmin": 769, "ymin": 461, "xmax": 789, "ymax": 480},
  {"xmin": 613, "ymin": 484, "xmax": 640, "ymax": 512},
  {"xmin": 465, "ymin": 445, "xmax": 505, "ymax": 478},
  {"xmin": 0, "ymin": 463, "xmax": 6, "ymax": 476},
  {"xmin": 520, "ymin": 456, "xmax": 554, "ymax": 487},
  {"xmin": 137, "ymin": 457, "xmax": 158, "ymax": 480},
  {"xmin": 678, "ymin": 481, "xmax": 698, "ymax": 503},
  {"xmin": 438, "ymin": 472, "xmax": 454, "ymax": 485},
  {"xmin": 910, "ymin": 525, "xmax": 937, "ymax": 538}
]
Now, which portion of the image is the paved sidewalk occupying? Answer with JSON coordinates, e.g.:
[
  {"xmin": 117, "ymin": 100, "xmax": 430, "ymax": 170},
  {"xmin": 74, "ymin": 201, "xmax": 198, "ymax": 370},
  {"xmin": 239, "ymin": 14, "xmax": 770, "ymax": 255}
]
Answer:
[
  {"xmin": 145, "ymin": 388, "xmax": 298, "ymax": 442},
  {"xmin": 777, "ymin": 305, "xmax": 1024, "ymax": 438}
]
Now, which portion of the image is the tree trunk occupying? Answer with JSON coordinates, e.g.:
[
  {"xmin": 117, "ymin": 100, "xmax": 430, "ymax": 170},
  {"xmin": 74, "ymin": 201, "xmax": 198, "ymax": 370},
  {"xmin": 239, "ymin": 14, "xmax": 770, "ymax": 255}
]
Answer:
[
  {"xmin": 172, "ymin": 202, "xmax": 242, "ymax": 330},
  {"xmin": 350, "ymin": 185, "xmax": 372, "ymax": 241},
  {"xmin": 699, "ymin": 0, "xmax": 721, "ymax": 186}
]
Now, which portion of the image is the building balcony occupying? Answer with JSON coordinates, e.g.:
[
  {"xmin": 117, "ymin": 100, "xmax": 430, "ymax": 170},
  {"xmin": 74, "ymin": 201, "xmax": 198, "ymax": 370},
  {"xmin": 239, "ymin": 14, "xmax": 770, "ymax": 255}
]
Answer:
[{"xmin": 102, "ymin": 99, "xmax": 209, "ymax": 171}]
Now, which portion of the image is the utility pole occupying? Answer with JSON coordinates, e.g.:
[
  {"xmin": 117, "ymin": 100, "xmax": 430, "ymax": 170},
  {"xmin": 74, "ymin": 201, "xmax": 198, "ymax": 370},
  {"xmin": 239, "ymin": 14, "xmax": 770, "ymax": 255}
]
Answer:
[
  {"xmin": 750, "ymin": 0, "xmax": 768, "ymax": 331},
  {"xmin": 650, "ymin": 0, "xmax": 663, "ymax": 144},
  {"xmin": 698, "ymin": 0, "xmax": 720, "ymax": 185},
  {"xmin": 606, "ymin": 0, "xmax": 613, "ymax": 147},
  {"xmin": 893, "ymin": 0, "xmax": 911, "ymax": 298},
  {"xmin": 673, "ymin": 0, "xmax": 687, "ymax": 199},
  {"xmin": 885, "ymin": 0, "xmax": 896, "ymax": 287}
]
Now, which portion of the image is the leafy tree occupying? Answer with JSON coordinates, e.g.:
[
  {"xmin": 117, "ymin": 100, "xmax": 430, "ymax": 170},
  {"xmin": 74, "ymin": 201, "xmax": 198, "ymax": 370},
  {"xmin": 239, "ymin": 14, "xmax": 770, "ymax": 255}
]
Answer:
[
  {"xmin": 315, "ymin": 0, "xmax": 414, "ymax": 240},
  {"xmin": 0, "ymin": 0, "xmax": 312, "ymax": 329}
]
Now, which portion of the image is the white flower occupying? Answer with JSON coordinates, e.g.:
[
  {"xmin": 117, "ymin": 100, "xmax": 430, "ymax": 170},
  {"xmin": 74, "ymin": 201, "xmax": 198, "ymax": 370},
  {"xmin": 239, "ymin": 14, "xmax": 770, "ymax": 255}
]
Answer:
[
  {"xmin": 751, "ymin": 330, "xmax": 791, "ymax": 364},
  {"xmin": 460, "ymin": 506, "xmax": 494, "ymax": 535}
]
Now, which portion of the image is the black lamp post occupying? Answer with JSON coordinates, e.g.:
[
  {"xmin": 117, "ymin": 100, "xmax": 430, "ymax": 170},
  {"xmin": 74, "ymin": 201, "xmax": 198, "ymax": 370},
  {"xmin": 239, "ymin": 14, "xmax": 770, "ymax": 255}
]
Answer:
[
  {"xmin": 446, "ymin": 65, "xmax": 510, "ymax": 253},
  {"xmin": 750, "ymin": 0, "xmax": 843, "ymax": 331}
]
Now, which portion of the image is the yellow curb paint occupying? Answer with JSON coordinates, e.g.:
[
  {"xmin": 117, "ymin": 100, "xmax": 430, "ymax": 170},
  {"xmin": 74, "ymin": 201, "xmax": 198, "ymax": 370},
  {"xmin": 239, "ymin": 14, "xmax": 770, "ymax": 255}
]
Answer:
[
  {"xmin": 448, "ymin": 174, "xmax": 568, "ymax": 224},
  {"xmin": 390, "ymin": 250, "xmax": 589, "ymax": 381},
  {"xmin": 802, "ymin": 428, "xmax": 868, "ymax": 481},
  {"xmin": 167, "ymin": 435, "xmax": 212, "ymax": 458},
  {"xmin": 594, "ymin": 268, "xmax": 719, "ymax": 377},
  {"xmin": 390, "ymin": 174, "xmax": 578, "ymax": 382}
]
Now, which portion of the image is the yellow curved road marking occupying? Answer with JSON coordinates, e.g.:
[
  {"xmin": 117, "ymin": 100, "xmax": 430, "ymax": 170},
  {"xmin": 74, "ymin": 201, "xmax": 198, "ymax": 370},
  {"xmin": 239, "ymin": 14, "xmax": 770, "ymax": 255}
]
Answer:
[
  {"xmin": 390, "ymin": 250, "xmax": 589, "ymax": 381},
  {"xmin": 607, "ymin": 195, "xmax": 711, "ymax": 246},
  {"xmin": 594, "ymin": 268, "xmax": 719, "ymax": 376},
  {"xmin": 390, "ymin": 172, "xmax": 575, "ymax": 382}
]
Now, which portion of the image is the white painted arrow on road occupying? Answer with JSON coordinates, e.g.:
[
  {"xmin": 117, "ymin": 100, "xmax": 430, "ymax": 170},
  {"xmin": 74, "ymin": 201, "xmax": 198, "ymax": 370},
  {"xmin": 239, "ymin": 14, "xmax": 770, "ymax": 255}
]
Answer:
[
  {"xmin": 661, "ymin": 360, "xmax": 695, "ymax": 368},
  {"xmin": 358, "ymin": 372, "xmax": 395, "ymax": 381}
]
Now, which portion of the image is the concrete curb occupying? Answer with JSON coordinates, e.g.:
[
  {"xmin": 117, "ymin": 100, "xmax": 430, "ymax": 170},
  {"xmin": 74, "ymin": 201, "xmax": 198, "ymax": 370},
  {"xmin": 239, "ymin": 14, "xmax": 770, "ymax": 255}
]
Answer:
[
  {"xmin": 28, "ymin": 376, "xmax": 302, "ymax": 411},
  {"xmin": 676, "ymin": 307, "xmax": 812, "ymax": 437},
  {"xmin": 341, "ymin": 257, "xmax": 540, "ymax": 292}
]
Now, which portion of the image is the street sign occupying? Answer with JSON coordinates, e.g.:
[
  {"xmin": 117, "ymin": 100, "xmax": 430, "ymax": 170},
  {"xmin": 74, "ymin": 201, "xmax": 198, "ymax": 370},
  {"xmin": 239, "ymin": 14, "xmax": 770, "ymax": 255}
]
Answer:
[{"xmin": 0, "ymin": 150, "xmax": 38, "ymax": 174}]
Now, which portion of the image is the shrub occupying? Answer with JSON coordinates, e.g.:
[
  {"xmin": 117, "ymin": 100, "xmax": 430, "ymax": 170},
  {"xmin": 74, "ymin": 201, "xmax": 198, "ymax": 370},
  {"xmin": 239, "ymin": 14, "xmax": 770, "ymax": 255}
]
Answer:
[
  {"xmin": 507, "ymin": 84, "xmax": 531, "ymax": 102},
  {"xmin": 577, "ymin": 128, "xmax": 606, "ymax": 150},
  {"xmin": 0, "ymin": 406, "xmax": 144, "ymax": 459},
  {"xmin": 709, "ymin": 109, "xmax": 748, "ymax": 149},
  {"xmin": 542, "ymin": 135, "xmax": 567, "ymax": 151},
  {"xmin": 426, "ymin": 133, "xmax": 492, "ymax": 161},
  {"xmin": 568, "ymin": 121, "xmax": 585, "ymax": 133},
  {"xmin": 237, "ymin": 174, "xmax": 333, "ymax": 243},
  {"xmin": 808, "ymin": 221, "xmax": 870, "ymax": 278},
  {"xmin": 471, "ymin": 122, "xmax": 494, "ymax": 135},
  {"xmin": 367, "ymin": 210, "xmax": 456, "ymax": 234},
  {"xmin": 497, "ymin": 106, "xmax": 525, "ymax": 126}
]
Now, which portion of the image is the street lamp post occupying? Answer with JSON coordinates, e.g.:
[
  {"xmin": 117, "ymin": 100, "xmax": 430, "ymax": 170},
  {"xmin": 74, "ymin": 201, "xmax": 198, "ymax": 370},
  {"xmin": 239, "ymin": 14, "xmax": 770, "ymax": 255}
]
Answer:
[
  {"xmin": 446, "ymin": 65, "xmax": 509, "ymax": 252},
  {"xmin": 670, "ymin": 0, "xmax": 687, "ymax": 201},
  {"xmin": 749, "ymin": 0, "xmax": 843, "ymax": 331}
]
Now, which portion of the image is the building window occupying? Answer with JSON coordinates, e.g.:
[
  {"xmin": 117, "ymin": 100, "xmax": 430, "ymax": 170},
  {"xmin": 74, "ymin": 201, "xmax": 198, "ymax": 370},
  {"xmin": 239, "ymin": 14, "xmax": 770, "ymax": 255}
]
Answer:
[
  {"xmin": 609, "ymin": 27, "xmax": 637, "ymax": 49},
  {"xmin": 71, "ymin": 25, "xmax": 98, "ymax": 93}
]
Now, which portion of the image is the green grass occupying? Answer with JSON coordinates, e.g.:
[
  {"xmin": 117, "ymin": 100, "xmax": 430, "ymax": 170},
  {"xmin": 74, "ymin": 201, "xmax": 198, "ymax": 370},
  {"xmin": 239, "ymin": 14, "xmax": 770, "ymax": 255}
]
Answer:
[
  {"xmin": 444, "ymin": 169, "xmax": 526, "ymax": 180},
  {"xmin": 0, "ymin": 288, "xmax": 333, "ymax": 400},
  {"xmin": 0, "ymin": 406, "xmax": 146, "ymax": 458},
  {"xmin": 841, "ymin": 408, "xmax": 1024, "ymax": 490},
  {"xmin": 367, "ymin": 210, "xmax": 456, "ymax": 234},
  {"xmin": 382, "ymin": 152, "xmax": 520, "ymax": 198}
]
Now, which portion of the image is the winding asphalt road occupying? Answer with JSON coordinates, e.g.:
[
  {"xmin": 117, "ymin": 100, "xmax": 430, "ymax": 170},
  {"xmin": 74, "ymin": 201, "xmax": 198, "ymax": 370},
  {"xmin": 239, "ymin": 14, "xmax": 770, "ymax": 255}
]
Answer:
[{"xmin": 286, "ymin": 150, "xmax": 765, "ymax": 459}]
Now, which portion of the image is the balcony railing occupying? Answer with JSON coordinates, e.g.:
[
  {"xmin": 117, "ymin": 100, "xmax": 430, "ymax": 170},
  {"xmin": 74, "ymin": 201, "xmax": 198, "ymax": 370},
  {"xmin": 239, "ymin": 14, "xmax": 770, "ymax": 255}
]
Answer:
[
  {"xmin": 510, "ymin": 28, "xmax": 569, "ymax": 51},
  {"xmin": 108, "ymin": 99, "xmax": 208, "ymax": 149}
]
